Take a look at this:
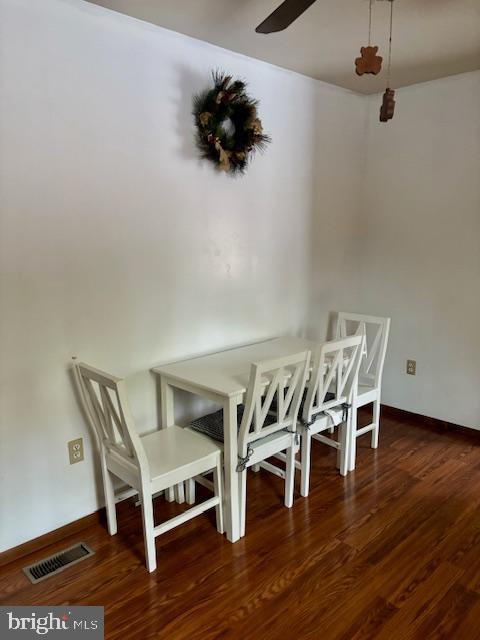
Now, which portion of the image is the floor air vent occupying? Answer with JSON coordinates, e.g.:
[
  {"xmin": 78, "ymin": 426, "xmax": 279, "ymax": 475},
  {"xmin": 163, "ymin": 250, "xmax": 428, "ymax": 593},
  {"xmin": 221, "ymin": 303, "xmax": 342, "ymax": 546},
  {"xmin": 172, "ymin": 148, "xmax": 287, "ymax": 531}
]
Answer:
[{"xmin": 23, "ymin": 542, "xmax": 94, "ymax": 584}]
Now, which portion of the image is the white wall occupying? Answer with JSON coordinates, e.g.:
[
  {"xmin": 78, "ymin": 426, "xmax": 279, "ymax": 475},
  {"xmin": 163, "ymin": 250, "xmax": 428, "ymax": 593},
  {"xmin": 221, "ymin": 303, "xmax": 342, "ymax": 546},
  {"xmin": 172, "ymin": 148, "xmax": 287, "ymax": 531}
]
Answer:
[
  {"xmin": 359, "ymin": 72, "xmax": 480, "ymax": 428},
  {"xmin": 4, "ymin": 0, "xmax": 476, "ymax": 554},
  {"xmin": 0, "ymin": 0, "xmax": 365, "ymax": 551}
]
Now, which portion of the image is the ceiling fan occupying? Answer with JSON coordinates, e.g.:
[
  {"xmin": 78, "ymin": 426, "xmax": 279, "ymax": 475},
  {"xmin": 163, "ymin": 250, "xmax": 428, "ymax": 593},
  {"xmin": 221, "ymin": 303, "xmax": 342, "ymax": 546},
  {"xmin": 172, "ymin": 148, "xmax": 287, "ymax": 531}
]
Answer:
[
  {"xmin": 256, "ymin": 0, "xmax": 392, "ymax": 34},
  {"xmin": 256, "ymin": 0, "xmax": 319, "ymax": 34}
]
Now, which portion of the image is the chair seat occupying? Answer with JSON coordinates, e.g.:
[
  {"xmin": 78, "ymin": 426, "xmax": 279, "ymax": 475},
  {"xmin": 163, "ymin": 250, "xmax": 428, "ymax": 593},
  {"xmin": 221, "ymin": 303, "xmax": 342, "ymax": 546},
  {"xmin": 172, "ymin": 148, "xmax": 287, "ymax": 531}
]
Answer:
[
  {"xmin": 189, "ymin": 409, "xmax": 297, "ymax": 474},
  {"xmin": 141, "ymin": 426, "xmax": 221, "ymax": 481},
  {"xmin": 304, "ymin": 405, "xmax": 344, "ymax": 432},
  {"xmin": 248, "ymin": 430, "xmax": 297, "ymax": 465},
  {"xmin": 356, "ymin": 384, "xmax": 378, "ymax": 406},
  {"xmin": 189, "ymin": 405, "xmax": 277, "ymax": 443}
]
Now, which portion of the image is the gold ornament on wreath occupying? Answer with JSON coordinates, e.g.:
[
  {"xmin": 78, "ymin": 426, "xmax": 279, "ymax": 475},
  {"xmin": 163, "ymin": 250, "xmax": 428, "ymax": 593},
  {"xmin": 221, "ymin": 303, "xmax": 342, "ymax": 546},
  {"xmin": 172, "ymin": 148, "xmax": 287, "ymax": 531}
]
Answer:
[{"xmin": 193, "ymin": 71, "xmax": 271, "ymax": 175}]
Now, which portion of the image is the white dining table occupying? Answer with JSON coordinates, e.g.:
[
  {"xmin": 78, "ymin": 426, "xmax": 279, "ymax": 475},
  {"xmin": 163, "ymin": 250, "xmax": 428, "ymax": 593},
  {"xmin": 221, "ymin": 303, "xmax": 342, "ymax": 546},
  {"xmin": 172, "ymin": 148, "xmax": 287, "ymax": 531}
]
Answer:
[{"xmin": 152, "ymin": 335, "xmax": 321, "ymax": 543}]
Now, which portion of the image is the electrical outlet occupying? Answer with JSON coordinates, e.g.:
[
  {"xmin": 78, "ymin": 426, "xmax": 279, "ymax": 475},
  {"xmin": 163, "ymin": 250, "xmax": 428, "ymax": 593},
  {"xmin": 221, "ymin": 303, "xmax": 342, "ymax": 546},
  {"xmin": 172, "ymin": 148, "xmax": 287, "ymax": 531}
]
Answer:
[
  {"xmin": 68, "ymin": 438, "xmax": 84, "ymax": 464},
  {"xmin": 406, "ymin": 359, "xmax": 416, "ymax": 376}
]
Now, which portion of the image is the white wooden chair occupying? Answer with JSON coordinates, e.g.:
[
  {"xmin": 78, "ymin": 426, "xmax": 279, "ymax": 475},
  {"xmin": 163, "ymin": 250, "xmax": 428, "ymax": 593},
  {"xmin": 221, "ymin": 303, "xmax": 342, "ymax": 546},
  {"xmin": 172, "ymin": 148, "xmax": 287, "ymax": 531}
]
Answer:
[
  {"xmin": 298, "ymin": 335, "xmax": 364, "ymax": 496},
  {"xmin": 189, "ymin": 351, "xmax": 310, "ymax": 537},
  {"xmin": 73, "ymin": 362, "xmax": 224, "ymax": 573},
  {"xmin": 335, "ymin": 312, "xmax": 391, "ymax": 471}
]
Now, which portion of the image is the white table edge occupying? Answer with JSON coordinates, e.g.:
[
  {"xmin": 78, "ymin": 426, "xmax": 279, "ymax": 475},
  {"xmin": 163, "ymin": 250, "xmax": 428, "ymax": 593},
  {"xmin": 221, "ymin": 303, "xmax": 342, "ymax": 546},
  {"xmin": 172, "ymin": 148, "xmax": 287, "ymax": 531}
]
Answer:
[
  {"xmin": 154, "ymin": 371, "xmax": 243, "ymax": 400},
  {"xmin": 150, "ymin": 335, "xmax": 280, "ymax": 373}
]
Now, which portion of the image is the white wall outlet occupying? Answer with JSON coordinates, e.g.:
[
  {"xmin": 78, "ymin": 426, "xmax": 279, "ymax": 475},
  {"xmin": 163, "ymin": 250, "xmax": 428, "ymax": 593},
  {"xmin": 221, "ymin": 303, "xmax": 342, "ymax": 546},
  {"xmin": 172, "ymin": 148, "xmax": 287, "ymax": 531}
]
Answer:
[
  {"xmin": 406, "ymin": 359, "xmax": 416, "ymax": 375},
  {"xmin": 68, "ymin": 438, "xmax": 84, "ymax": 464}
]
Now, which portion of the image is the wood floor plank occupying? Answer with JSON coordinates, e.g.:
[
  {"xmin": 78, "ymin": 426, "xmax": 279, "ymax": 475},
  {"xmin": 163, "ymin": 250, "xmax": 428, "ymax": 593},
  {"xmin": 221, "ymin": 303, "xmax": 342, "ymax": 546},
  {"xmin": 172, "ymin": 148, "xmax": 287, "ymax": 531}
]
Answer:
[
  {"xmin": 1, "ymin": 410, "xmax": 480, "ymax": 639},
  {"xmin": 414, "ymin": 583, "xmax": 480, "ymax": 640},
  {"xmin": 373, "ymin": 562, "xmax": 464, "ymax": 640}
]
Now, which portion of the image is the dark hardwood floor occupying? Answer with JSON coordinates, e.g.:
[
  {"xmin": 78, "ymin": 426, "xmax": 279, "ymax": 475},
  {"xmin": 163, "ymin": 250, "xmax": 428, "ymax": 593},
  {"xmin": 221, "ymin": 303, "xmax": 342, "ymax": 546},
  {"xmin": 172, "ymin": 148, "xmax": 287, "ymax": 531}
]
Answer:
[{"xmin": 2, "ymin": 409, "xmax": 480, "ymax": 639}]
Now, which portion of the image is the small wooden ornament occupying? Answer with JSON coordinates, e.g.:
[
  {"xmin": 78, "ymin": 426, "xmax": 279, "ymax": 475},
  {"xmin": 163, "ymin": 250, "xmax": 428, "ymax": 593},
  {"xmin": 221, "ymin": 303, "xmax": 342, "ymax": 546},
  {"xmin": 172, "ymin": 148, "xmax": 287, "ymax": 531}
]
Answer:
[
  {"xmin": 379, "ymin": 88, "xmax": 395, "ymax": 122},
  {"xmin": 355, "ymin": 46, "xmax": 383, "ymax": 75}
]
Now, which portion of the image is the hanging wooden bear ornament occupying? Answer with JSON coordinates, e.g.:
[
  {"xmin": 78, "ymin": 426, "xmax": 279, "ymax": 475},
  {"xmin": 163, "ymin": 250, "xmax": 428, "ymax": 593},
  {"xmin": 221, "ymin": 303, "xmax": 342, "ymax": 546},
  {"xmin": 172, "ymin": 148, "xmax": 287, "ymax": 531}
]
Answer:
[
  {"xmin": 379, "ymin": 88, "xmax": 395, "ymax": 122},
  {"xmin": 355, "ymin": 1, "xmax": 382, "ymax": 75},
  {"xmin": 379, "ymin": 1, "xmax": 396, "ymax": 122},
  {"xmin": 355, "ymin": 46, "xmax": 383, "ymax": 76}
]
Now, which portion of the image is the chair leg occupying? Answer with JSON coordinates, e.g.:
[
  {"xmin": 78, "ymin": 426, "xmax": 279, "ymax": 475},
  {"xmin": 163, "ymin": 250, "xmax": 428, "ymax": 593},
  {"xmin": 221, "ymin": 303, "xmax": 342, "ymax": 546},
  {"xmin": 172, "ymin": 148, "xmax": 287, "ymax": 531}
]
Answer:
[
  {"xmin": 300, "ymin": 430, "xmax": 312, "ymax": 497},
  {"xmin": 213, "ymin": 462, "xmax": 224, "ymax": 534},
  {"xmin": 349, "ymin": 406, "xmax": 358, "ymax": 472},
  {"xmin": 339, "ymin": 422, "xmax": 348, "ymax": 477},
  {"xmin": 175, "ymin": 482, "xmax": 185, "ymax": 504},
  {"xmin": 284, "ymin": 445, "xmax": 295, "ymax": 508},
  {"xmin": 165, "ymin": 486, "xmax": 175, "ymax": 502},
  {"xmin": 101, "ymin": 457, "xmax": 117, "ymax": 536},
  {"xmin": 186, "ymin": 478, "xmax": 195, "ymax": 505},
  {"xmin": 371, "ymin": 397, "xmax": 380, "ymax": 449},
  {"xmin": 239, "ymin": 469, "xmax": 247, "ymax": 537},
  {"xmin": 140, "ymin": 489, "xmax": 157, "ymax": 573}
]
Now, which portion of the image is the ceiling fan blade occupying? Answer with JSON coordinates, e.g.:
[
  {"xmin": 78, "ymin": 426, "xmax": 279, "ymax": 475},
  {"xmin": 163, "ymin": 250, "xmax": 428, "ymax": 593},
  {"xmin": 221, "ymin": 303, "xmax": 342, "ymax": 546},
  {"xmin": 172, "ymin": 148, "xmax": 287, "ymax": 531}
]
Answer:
[{"xmin": 255, "ymin": 0, "xmax": 318, "ymax": 34}]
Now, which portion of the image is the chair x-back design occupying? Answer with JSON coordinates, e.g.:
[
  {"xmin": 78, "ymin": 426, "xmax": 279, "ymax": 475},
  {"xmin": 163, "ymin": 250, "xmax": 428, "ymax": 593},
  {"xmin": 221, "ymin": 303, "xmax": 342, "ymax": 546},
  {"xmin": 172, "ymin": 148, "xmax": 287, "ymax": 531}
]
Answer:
[
  {"xmin": 335, "ymin": 312, "xmax": 391, "ymax": 470},
  {"xmin": 298, "ymin": 335, "xmax": 364, "ymax": 495},
  {"xmin": 190, "ymin": 351, "xmax": 310, "ymax": 537},
  {"xmin": 239, "ymin": 352, "xmax": 310, "ymax": 466},
  {"xmin": 73, "ymin": 361, "xmax": 224, "ymax": 572}
]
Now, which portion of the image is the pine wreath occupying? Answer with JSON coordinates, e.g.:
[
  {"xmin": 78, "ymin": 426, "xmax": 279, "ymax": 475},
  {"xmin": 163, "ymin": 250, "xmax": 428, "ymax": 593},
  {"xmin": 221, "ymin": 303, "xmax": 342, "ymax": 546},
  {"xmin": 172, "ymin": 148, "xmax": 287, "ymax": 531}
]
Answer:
[{"xmin": 193, "ymin": 71, "xmax": 271, "ymax": 175}]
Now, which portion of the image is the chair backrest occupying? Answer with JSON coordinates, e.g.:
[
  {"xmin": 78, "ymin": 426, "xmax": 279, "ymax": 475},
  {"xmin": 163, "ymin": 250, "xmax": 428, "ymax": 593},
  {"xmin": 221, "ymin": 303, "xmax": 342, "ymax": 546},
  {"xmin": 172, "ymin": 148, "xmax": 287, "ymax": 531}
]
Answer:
[
  {"xmin": 335, "ymin": 312, "xmax": 390, "ymax": 389},
  {"xmin": 72, "ymin": 361, "xmax": 145, "ymax": 470},
  {"xmin": 238, "ymin": 351, "xmax": 311, "ymax": 459},
  {"xmin": 302, "ymin": 335, "xmax": 364, "ymax": 426}
]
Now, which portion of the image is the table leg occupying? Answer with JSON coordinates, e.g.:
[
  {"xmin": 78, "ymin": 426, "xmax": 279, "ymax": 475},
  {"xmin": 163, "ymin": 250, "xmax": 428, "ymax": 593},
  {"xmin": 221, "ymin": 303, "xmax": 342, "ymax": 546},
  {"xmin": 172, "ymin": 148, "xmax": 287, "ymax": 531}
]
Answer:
[
  {"xmin": 160, "ymin": 377, "xmax": 176, "ymax": 503},
  {"xmin": 160, "ymin": 377, "xmax": 175, "ymax": 427},
  {"xmin": 223, "ymin": 398, "xmax": 241, "ymax": 542}
]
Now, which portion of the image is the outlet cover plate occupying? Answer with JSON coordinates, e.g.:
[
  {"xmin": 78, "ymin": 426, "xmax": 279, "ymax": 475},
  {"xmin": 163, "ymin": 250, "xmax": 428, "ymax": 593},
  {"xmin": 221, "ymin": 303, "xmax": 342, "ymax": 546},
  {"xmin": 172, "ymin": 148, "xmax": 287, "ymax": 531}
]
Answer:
[
  {"xmin": 68, "ymin": 438, "xmax": 84, "ymax": 464},
  {"xmin": 406, "ymin": 359, "xmax": 417, "ymax": 376}
]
